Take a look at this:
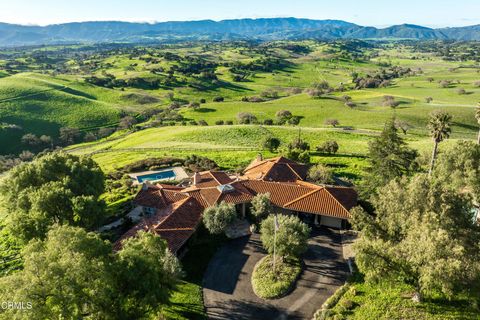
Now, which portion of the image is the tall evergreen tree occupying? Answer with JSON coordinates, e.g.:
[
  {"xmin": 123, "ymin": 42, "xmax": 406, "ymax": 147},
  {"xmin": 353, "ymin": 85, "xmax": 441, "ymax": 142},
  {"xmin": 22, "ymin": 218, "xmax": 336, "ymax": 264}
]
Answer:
[{"xmin": 362, "ymin": 119, "xmax": 418, "ymax": 196}]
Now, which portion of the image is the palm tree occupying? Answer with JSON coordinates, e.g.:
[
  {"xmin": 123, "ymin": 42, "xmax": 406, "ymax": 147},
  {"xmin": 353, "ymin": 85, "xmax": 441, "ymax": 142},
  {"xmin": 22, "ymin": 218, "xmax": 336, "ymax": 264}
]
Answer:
[
  {"xmin": 476, "ymin": 104, "xmax": 480, "ymax": 145},
  {"xmin": 428, "ymin": 110, "xmax": 452, "ymax": 175}
]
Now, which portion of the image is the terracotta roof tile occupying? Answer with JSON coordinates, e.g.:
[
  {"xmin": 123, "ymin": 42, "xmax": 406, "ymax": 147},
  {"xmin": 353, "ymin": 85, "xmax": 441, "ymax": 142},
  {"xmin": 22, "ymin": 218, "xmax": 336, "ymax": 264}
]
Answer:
[
  {"xmin": 240, "ymin": 180, "xmax": 315, "ymax": 207},
  {"xmin": 189, "ymin": 171, "xmax": 233, "ymax": 188},
  {"xmin": 324, "ymin": 186, "xmax": 358, "ymax": 211},
  {"xmin": 243, "ymin": 157, "xmax": 308, "ymax": 182},
  {"xmin": 284, "ymin": 188, "xmax": 352, "ymax": 219},
  {"xmin": 114, "ymin": 197, "xmax": 204, "ymax": 253}
]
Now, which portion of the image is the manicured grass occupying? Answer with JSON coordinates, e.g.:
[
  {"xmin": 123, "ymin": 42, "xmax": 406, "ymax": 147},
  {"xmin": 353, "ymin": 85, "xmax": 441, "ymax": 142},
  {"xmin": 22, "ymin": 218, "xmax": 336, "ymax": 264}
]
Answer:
[
  {"xmin": 161, "ymin": 281, "xmax": 206, "ymax": 320},
  {"xmin": 319, "ymin": 274, "xmax": 480, "ymax": 320},
  {"xmin": 160, "ymin": 226, "xmax": 227, "ymax": 320},
  {"xmin": 251, "ymin": 255, "xmax": 302, "ymax": 299}
]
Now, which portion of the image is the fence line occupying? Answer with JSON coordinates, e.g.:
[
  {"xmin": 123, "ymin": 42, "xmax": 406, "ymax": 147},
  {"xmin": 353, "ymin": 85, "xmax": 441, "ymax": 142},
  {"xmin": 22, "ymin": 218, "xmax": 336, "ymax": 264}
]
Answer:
[{"xmin": 87, "ymin": 147, "xmax": 366, "ymax": 158}]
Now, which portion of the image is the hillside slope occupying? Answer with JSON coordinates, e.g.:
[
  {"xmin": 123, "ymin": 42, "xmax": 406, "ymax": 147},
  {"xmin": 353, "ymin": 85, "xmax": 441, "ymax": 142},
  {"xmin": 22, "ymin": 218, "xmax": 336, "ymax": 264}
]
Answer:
[{"xmin": 0, "ymin": 73, "xmax": 122, "ymax": 154}]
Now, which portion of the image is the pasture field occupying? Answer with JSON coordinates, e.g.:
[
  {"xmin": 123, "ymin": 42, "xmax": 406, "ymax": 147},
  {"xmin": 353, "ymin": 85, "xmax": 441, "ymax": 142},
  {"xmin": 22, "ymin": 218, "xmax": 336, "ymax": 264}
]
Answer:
[{"xmin": 0, "ymin": 40, "xmax": 478, "ymax": 170}]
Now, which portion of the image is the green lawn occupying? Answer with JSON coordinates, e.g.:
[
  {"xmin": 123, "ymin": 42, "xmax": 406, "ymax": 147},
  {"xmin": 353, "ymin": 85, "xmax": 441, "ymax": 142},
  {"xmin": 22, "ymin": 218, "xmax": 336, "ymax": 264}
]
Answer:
[
  {"xmin": 160, "ymin": 227, "xmax": 226, "ymax": 320},
  {"xmin": 319, "ymin": 275, "xmax": 480, "ymax": 320}
]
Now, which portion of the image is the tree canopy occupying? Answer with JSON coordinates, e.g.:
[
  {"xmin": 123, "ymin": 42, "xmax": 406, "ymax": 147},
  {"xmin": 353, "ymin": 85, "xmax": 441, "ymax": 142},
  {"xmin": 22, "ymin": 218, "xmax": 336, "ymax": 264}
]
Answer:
[
  {"xmin": 202, "ymin": 201, "xmax": 237, "ymax": 234},
  {"xmin": 251, "ymin": 193, "xmax": 273, "ymax": 222},
  {"xmin": 0, "ymin": 226, "xmax": 181, "ymax": 320},
  {"xmin": 0, "ymin": 152, "xmax": 106, "ymax": 243},
  {"xmin": 362, "ymin": 119, "xmax": 418, "ymax": 196},
  {"xmin": 260, "ymin": 215, "xmax": 310, "ymax": 259},
  {"xmin": 352, "ymin": 174, "xmax": 480, "ymax": 300}
]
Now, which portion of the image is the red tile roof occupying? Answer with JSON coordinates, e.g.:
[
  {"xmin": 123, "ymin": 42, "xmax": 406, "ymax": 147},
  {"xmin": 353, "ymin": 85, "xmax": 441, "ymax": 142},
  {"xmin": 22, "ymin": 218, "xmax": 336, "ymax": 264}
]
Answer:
[
  {"xmin": 187, "ymin": 171, "xmax": 233, "ymax": 189},
  {"xmin": 240, "ymin": 179, "xmax": 315, "ymax": 207},
  {"xmin": 133, "ymin": 184, "xmax": 189, "ymax": 209},
  {"xmin": 243, "ymin": 156, "xmax": 308, "ymax": 182},
  {"xmin": 114, "ymin": 197, "xmax": 204, "ymax": 253},
  {"xmin": 120, "ymin": 156, "xmax": 357, "ymax": 254},
  {"xmin": 284, "ymin": 188, "xmax": 351, "ymax": 219}
]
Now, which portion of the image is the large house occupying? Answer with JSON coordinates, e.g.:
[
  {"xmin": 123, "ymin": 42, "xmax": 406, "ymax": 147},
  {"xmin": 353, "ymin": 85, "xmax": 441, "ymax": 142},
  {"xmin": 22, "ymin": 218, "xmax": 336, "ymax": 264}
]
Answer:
[{"xmin": 114, "ymin": 156, "xmax": 358, "ymax": 254}]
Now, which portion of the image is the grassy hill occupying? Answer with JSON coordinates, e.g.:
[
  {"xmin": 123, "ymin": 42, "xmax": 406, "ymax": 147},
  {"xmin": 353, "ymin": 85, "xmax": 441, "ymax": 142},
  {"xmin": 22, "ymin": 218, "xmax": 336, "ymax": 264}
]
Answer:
[
  {"xmin": 0, "ymin": 73, "xmax": 126, "ymax": 154},
  {"xmin": 67, "ymin": 124, "xmax": 465, "ymax": 183},
  {"xmin": 1, "ymin": 41, "xmax": 478, "ymax": 160}
]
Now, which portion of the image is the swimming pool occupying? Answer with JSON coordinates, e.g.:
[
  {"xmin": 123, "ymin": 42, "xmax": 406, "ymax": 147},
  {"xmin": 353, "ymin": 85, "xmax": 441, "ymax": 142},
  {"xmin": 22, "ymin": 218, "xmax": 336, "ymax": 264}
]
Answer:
[{"xmin": 136, "ymin": 170, "xmax": 176, "ymax": 183}]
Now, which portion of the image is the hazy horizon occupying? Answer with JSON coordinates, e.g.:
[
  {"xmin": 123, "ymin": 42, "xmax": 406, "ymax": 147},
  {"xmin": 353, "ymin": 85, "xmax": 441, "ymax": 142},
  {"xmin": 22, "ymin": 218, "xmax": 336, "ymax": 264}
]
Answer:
[
  {"xmin": 1, "ymin": 0, "xmax": 479, "ymax": 28},
  {"xmin": 2, "ymin": 17, "xmax": 480, "ymax": 30}
]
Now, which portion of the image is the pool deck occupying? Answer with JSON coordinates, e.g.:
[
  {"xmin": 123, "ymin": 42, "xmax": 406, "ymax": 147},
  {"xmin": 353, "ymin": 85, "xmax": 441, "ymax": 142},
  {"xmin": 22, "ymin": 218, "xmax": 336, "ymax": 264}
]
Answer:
[{"xmin": 128, "ymin": 167, "xmax": 189, "ymax": 184}]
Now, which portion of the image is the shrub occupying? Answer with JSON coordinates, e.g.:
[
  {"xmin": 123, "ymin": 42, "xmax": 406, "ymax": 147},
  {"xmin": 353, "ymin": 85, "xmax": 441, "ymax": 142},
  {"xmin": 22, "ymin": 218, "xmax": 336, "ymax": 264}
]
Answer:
[
  {"xmin": 308, "ymin": 164, "xmax": 334, "ymax": 184},
  {"xmin": 324, "ymin": 119, "xmax": 340, "ymax": 128},
  {"xmin": 457, "ymin": 88, "xmax": 466, "ymax": 95},
  {"xmin": 213, "ymin": 96, "xmax": 224, "ymax": 102},
  {"xmin": 287, "ymin": 116, "xmax": 301, "ymax": 125},
  {"xmin": 237, "ymin": 112, "xmax": 257, "ymax": 124},
  {"xmin": 263, "ymin": 119, "xmax": 274, "ymax": 125},
  {"xmin": 215, "ymin": 120, "xmax": 224, "ymax": 125},
  {"xmin": 288, "ymin": 138, "xmax": 310, "ymax": 151},
  {"xmin": 260, "ymin": 89, "xmax": 279, "ymax": 99},
  {"xmin": 317, "ymin": 140, "xmax": 339, "ymax": 154},
  {"xmin": 202, "ymin": 202, "xmax": 237, "ymax": 234},
  {"xmin": 345, "ymin": 101, "xmax": 356, "ymax": 108},
  {"xmin": 425, "ymin": 97, "xmax": 433, "ymax": 103},
  {"xmin": 251, "ymin": 193, "xmax": 272, "ymax": 222},
  {"xmin": 439, "ymin": 80, "xmax": 452, "ymax": 88},
  {"xmin": 382, "ymin": 95, "xmax": 400, "ymax": 108},
  {"xmin": 251, "ymin": 255, "xmax": 301, "ymax": 299},
  {"xmin": 276, "ymin": 110, "xmax": 292, "ymax": 122},
  {"xmin": 260, "ymin": 215, "xmax": 311, "ymax": 258},
  {"xmin": 200, "ymin": 98, "xmax": 206, "ymax": 103},
  {"xmin": 473, "ymin": 80, "xmax": 480, "ymax": 88},
  {"xmin": 198, "ymin": 120, "xmax": 208, "ymax": 126},
  {"xmin": 225, "ymin": 120, "xmax": 234, "ymax": 125},
  {"xmin": 262, "ymin": 137, "xmax": 281, "ymax": 152},
  {"xmin": 189, "ymin": 102, "xmax": 200, "ymax": 109},
  {"xmin": 184, "ymin": 155, "xmax": 217, "ymax": 172}
]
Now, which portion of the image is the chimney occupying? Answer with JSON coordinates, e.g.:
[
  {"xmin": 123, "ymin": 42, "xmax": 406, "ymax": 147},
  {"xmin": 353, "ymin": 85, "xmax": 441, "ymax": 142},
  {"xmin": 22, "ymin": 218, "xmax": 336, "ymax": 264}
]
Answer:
[
  {"xmin": 193, "ymin": 172, "xmax": 202, "ymax": 185},
  {"xmin": 256, "ymin": 153, "xmax": 263, "ymax": 162},
  {"xmin": 142, "ymin": 182, "xmax": 149, "ymax": 190}
]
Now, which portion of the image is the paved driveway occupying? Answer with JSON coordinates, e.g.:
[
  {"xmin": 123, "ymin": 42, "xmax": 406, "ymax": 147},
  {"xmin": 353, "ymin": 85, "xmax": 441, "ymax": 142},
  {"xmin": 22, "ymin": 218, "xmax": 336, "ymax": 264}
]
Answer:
[{"xmin": 202, "ymin": 227, "xmax": 348, "ymax": 320}]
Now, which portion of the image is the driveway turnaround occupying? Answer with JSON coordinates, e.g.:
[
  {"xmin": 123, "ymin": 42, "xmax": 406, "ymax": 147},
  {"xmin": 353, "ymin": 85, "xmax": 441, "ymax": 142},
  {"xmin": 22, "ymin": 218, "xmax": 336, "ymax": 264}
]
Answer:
[{"xmin": 202, "ymin": 227, "xmax": 348, "ymax": 320}]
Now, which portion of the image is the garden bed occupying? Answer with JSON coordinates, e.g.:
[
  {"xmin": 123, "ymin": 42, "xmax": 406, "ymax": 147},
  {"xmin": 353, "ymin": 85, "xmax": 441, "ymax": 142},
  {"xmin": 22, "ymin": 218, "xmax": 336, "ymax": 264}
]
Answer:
[{"xmin": 251, "ymin": 255, "xmax": 302, "ymax": 299}]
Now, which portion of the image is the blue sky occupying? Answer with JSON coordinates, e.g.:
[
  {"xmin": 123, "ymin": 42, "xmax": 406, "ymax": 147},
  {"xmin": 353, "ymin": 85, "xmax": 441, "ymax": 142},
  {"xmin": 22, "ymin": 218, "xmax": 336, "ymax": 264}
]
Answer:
[{"xmin": 1, "ymin": 0, "xmax": 480, "ymax": 28}]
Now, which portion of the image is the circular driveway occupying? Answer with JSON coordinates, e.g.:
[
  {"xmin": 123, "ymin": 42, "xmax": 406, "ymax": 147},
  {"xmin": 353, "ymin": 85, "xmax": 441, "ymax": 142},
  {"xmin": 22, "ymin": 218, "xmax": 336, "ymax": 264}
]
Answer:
[{"xmin": 202, "ymin": 227, "xmax": 348, "ymax": 320}]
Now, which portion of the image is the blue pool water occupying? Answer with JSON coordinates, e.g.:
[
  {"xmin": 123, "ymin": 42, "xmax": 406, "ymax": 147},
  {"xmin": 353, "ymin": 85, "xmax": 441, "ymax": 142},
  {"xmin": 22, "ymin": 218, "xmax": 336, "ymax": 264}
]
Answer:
[{"xmin": 137, "ymin": 170, "xmax": 176, "ymax": 183}]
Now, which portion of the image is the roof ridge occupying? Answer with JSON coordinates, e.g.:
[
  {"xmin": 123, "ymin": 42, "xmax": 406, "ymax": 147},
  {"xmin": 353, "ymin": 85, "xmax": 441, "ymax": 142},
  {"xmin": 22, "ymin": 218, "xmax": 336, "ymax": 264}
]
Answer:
[
  {"xmin": 283, "ymin": 187, "xmax": 323, "ymax": 207},
  {"xmin": 323, "ymin": 187, "xmax": 352, "ymax": 216},
  {"xmin": 156, "ymin": 227, "xmax": 195, "ymax": 231},
  {"xmin": 285, "ymin": 163, "xmax": 303, "ymax": 180},
  {"xmin": 244, "ymin": 159, "xmax": 268, "ymax": 171},
  {"xmin": 208, "ymin": 171, "xmax": 224, "ymax": 185}
]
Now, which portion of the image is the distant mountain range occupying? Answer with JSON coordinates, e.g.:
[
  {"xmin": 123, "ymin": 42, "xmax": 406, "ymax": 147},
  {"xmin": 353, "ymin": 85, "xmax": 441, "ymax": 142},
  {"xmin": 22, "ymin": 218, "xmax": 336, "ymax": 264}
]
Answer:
[{"xmin": 1, "ymin": 18, "xmax": 480, "ymax": 46}]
